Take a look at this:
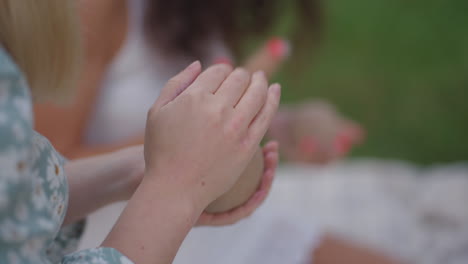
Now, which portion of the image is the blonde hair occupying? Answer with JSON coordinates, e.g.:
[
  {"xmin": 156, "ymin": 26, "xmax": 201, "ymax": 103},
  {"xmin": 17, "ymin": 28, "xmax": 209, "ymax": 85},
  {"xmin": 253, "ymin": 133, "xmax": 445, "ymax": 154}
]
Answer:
[{"xmin": 0, "ymin": 0, "xmax": 81, "ymax": 101}]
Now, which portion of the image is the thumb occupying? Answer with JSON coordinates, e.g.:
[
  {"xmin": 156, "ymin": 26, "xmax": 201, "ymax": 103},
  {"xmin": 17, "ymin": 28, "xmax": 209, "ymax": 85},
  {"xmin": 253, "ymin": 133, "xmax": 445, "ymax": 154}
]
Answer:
[
  {"xmin": 152, "ymin": 61, "xmax": 202, "ymax": 111},
  {"xmin": 243, "ymin": 37, "xmax": 291, "ymax": 79}
]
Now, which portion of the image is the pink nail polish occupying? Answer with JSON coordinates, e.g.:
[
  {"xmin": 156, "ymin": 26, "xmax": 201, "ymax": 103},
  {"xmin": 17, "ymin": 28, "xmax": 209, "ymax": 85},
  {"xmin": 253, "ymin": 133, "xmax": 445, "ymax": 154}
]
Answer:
[
  {"xmin": 333, "ymin": 134, "xmax": 352, "ymax": 155},
  {"xmin": 267, "ymin": 37, "xmax": 291, "ymax": 59},
  {"xmin": 213, "ymin": 57, "xmax": 233, "ymax": 66}
]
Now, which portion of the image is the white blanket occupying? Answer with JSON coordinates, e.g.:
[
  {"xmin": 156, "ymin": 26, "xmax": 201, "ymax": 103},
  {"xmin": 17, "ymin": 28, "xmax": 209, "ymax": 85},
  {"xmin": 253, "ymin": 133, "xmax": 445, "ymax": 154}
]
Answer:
[{"xmin": 79, "ymin": 159, "xmax": 468, "ymax": 264}]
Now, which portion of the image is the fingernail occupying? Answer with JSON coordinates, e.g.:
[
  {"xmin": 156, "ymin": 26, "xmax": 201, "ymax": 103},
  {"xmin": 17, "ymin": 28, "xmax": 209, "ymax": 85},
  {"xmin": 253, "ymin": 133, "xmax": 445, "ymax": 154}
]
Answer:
[
  {"xmin": 187, "ymin": 60, "xmax": 201, "ymax": 70},
  {"xmin": 254, "ymin": 70, "xmax": 265, "ymax": 79},
  {"xmin": 267, "ymin": 37, "xmax": 291, "ymax": 59},
  {"xmin": 213, "ymin": 57, "xmax": 233, "ymax": 66},
  {"xmin": 270, "ymin": 83, "xmax": 281, "ymax": 95}
]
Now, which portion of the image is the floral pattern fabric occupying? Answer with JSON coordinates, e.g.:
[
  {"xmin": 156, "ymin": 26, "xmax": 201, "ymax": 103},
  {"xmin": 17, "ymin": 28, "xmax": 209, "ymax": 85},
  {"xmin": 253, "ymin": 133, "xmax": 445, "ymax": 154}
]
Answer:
[{"xmin": 0, "ymin": 47, "xmax": 133, "ymax": 264}]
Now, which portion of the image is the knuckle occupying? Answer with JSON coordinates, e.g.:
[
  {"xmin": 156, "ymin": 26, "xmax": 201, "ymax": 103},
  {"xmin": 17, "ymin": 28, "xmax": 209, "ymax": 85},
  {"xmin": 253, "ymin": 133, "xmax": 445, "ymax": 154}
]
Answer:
[
  {"xmin": 239, "ymin": 136, "xmax": 255, "ymax": 152},
  {"xmin": 219, "ymin": 104, "xmax": 231, "ymax": 118},
  {"xmin": 226, "ymin": 114, "xmax": 246, "ymax": 136}
]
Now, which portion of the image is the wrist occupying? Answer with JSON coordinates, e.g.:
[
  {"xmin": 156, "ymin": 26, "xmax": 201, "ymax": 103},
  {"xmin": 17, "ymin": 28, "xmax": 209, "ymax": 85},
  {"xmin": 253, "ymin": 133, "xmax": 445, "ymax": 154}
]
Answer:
[
  {"xmin": 103, "ymin": 172, "xmax": 200, "ymax": 263},
  {"xmin": 142, "ymin": 168, "xmax": 206, "ymax": 218}
]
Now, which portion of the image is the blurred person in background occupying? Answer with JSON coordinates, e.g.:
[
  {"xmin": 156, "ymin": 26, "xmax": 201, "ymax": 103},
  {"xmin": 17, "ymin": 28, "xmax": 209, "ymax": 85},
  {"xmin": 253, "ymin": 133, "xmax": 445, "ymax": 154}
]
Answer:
[{"xmin": 34, "ymin": 0, "xmax": 364, "ymax": 164}]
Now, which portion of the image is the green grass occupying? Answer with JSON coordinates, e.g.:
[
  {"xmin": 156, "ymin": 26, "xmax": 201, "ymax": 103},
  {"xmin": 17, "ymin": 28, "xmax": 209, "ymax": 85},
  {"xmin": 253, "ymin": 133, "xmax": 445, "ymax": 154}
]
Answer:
[{"xmin": 268, "ymin": 0, "xmax": 468, "ymax": 164}]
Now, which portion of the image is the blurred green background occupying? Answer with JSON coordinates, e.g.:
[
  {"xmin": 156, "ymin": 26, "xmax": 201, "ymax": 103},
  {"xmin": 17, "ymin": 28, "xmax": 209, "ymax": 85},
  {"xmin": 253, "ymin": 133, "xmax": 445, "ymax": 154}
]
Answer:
[{"xmin": 269, "ymin": 0, "xmax": 468, "ymax": 165}]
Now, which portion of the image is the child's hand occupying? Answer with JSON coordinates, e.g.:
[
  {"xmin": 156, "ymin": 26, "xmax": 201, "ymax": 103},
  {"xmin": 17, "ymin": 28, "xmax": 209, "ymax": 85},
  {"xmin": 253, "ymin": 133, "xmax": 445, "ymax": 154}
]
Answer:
[
  {"xmin": 213, "ymin": 37, "xmax": 290, "ymax": 79},
  {"xmin": 268, "ymin": 100, "xmax": 365, "ymax": 164},
  {"xmin": 143, "ymin": 62, "xmax": 281, "ymax": 213},
  {"xmin": 196, "ymin": 141, "xmax": 279, "ymax": 226},
  {"xmin": 243, "ymin": 37, "xmax": 291, "ymax": 79}
]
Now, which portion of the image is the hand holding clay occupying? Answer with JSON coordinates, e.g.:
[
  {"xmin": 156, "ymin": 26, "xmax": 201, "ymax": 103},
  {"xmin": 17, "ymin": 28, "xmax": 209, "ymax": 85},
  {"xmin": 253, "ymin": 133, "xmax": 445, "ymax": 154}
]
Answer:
[
  {"xmin": 205, "ymin": 147, "xmax": 264, "ymax": 213},
  {"xmin": 197, "ymin": 141, "xmax": 278, "ymax": 226}
]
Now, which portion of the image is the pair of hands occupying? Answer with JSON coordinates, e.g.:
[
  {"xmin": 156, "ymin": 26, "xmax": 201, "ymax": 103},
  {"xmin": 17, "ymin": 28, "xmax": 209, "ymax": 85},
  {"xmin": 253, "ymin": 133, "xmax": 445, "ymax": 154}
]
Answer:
[{"xmin": 141, "ymin": 61, "xmax": 281, "ymax": 225}]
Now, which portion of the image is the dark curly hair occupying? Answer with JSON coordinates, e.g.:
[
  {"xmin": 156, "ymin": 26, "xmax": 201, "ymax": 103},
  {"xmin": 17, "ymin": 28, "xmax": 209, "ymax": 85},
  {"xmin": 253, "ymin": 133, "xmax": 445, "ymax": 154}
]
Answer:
[{"xmin": 144, "ymin": 0, "xmax": 321, "ymax": 61}]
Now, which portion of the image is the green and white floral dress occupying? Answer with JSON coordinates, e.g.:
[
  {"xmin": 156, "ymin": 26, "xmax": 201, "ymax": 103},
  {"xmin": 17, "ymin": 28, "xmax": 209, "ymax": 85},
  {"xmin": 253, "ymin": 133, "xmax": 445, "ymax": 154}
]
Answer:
[{"xmin": 0, "ymin": 47, "xmax": 133, "ymax": 264}]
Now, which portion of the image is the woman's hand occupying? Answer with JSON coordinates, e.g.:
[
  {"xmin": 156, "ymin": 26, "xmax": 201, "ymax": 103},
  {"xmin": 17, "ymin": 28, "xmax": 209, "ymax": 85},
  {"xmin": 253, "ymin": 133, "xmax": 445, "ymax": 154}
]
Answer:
[
  {"xmin": 144, "ymin": 62, "xmax": 281, "ymax": 211},
  {"xmin": 196, "ymin": 141, "xmax": 279, "ymax": 226}
]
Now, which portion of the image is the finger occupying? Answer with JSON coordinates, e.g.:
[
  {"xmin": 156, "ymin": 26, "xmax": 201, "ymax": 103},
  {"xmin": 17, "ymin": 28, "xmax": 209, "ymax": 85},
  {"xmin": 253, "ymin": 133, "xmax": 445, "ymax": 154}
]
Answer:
[
  {"xmin": 262, "ymin": 141, "xmax": 279, "ymax": 155},
  {"xmin": 190, "ymin": 63, "xmax": 233, "ymax": 94},
  {"xmin": 215, "ymin": 68, "xmax": 250, "ymax": 106},
  {"xmin": 243, "ymin": 37, "xmax": 291, "ymax": 79},
  {"xmin": 247, "ymin": 83, "xmax": 281, "ymax": 144},
  {"xmin": 234, "ymin": 71, "xmax": 269, "ymax": 125},
  {"xmin": 263, "ymin": 150, "xmax": 279, "ymax": 176},
  {"xmin": 152, "ymin": 61, "xmax": 202, "ymax": 110},
  {"xmin": 258, "ymin": 165, "xmax": 275, "ymax": 196},
  {"xmin": 342, "ymin": 120, "xmax": 366, "ymax": 144},
  {"xmin": 213, "ymin": 56, "xmax": 234, "ymax": 66}
]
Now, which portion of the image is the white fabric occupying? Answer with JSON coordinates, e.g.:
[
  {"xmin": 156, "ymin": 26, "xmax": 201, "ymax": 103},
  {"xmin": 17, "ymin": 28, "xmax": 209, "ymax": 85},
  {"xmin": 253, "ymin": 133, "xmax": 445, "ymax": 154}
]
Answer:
[
  {"xmin": 271, "ymin": 161, "xmax": 468, "ymax": 264},
  {"xmin": 80, "ymin": 160, "xmax": 468, "ymax": 264}
]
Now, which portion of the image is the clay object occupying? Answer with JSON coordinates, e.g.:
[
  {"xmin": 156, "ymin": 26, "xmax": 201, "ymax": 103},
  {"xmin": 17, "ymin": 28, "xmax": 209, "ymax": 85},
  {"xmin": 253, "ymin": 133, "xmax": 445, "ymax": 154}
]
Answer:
[{"xmin": 205, "ymin": 148, "xmax": 264, "ymax": 214}]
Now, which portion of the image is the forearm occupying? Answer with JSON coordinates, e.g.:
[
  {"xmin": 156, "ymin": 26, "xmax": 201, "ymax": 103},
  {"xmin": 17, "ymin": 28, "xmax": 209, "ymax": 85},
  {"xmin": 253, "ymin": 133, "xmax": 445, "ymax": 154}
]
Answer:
[
  {"xmin": 64, "ymin": 146, "xmax": 143, "ymax": 225},
  {"xmin": 102, "ymin": 176, "xmax": 201, "ymax": 264},
  {"xmin": 65, "ymin": 136, "xmax": 144, "ymax": 159}
]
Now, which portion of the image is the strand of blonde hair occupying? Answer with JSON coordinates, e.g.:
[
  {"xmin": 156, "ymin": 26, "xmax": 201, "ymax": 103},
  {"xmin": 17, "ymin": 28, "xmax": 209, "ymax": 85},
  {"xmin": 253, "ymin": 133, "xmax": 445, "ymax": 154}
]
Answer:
[{"xmin": 0, "ymin": 0, "xmax": 81, "ymax": 102}]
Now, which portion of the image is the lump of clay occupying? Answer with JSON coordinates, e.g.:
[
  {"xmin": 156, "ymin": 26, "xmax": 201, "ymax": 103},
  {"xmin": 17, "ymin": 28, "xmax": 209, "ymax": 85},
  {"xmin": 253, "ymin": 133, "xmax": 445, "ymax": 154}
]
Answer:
[{"xmin": 205, "ymin": 148, "xmax": 264, "ymax": 214}]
